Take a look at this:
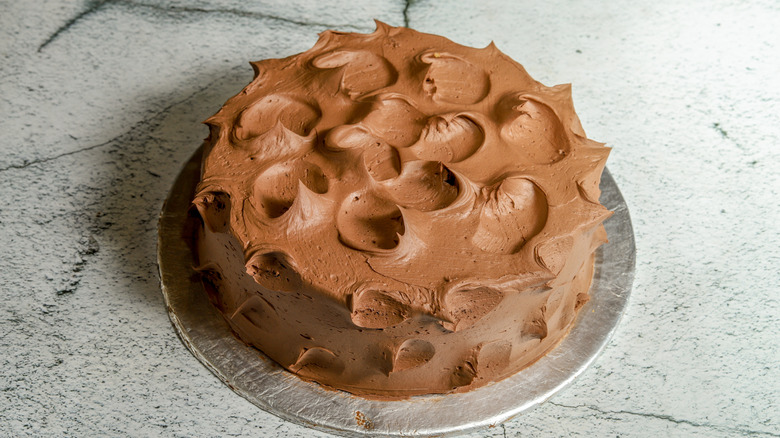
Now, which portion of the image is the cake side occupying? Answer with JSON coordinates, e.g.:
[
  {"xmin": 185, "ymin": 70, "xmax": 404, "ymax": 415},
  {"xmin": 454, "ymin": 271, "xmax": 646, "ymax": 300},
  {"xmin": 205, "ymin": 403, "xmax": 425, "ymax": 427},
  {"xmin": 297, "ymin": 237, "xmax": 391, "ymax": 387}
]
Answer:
[
  {"xmin": 196, "ymin": 220, "xmax": 604, "ymax": 397},
  {"xmin": 192, "ymin": 22, "xmax": 611, "ymax": 397}
]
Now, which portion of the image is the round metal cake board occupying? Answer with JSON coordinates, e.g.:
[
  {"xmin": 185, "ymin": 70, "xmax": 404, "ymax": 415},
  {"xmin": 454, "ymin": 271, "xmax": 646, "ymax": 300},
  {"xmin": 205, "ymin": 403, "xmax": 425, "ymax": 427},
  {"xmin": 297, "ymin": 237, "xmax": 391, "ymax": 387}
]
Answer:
[{"xmin": 158, "ymin": 146, "xmax": 635, "ymax": 437}]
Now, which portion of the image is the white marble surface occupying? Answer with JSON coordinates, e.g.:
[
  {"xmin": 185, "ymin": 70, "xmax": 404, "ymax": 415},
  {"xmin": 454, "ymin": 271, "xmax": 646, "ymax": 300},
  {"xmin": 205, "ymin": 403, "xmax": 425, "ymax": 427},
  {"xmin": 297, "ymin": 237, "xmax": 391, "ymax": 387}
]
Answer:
[{"xmin": 1, "ymin": 0, "xmax": 778, "ymax": 436}]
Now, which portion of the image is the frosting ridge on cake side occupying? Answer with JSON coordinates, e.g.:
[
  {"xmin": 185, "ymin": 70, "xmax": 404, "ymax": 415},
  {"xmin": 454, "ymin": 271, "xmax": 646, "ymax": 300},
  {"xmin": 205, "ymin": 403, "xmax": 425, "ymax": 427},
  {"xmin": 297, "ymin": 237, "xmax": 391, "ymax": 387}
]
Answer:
[{"xmin": 193, "ymin": 22, "xmax": 611, "ymax": 398}]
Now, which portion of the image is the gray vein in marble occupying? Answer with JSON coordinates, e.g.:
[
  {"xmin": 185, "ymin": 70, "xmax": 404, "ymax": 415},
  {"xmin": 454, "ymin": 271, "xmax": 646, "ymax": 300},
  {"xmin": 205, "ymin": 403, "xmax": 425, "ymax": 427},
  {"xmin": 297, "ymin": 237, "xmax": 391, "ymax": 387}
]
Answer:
[
  {"xmin": 37, "ymin": 0, "xmax": 111, "ymax": 52},
  {"xmin": 0, "ymin": 140, "xmax": 114, "ymax": 174},
  {"xmin": 38, "ymin": 0, "xmax": 374, "ymax": 52},
  {"xmin": 402, "ymin": 0, "xmax": 413, "ymax": 27},
  {"xmin": 549, "ymin": 402, "xmax": 780, "ymax": 437},
  {"xmin": 0, "ymin": 66, "xmax": 243, "ymax": 175},
  {"xmin": 54, "ymin": 235, "xmax": 100, "ymax": 296},
  {"xmin": 711, "ymin": 122, "xmax": 748, "ymax": 153},
  {"xmin": 122, "ymin": 0, "xmax": 373, "ymax": 31}
]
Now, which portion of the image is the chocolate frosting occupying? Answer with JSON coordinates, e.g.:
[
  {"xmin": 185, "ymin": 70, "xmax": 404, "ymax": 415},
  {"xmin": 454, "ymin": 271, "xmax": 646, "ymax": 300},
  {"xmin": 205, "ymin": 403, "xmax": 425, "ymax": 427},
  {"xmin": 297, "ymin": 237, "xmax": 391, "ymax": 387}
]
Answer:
[{"xmin": 193, "ymin": 22, "xmax": 611, "ymax": 398}]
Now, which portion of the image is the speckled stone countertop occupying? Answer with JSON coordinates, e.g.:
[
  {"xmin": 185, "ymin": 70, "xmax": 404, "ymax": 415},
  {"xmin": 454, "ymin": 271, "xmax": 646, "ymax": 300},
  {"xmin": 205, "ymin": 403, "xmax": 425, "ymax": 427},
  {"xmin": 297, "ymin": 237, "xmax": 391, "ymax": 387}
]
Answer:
[{"xmin": 1, "ymin": 1, "xmax": 778, "ymax": 436}]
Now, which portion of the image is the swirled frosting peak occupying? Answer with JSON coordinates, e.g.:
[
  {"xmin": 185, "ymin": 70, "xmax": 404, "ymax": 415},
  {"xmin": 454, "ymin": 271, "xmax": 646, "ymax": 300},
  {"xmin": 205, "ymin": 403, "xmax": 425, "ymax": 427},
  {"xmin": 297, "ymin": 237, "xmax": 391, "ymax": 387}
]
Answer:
[{"xmin": 194, "ymin": 22, "xmax": 611, "ymax": 397}]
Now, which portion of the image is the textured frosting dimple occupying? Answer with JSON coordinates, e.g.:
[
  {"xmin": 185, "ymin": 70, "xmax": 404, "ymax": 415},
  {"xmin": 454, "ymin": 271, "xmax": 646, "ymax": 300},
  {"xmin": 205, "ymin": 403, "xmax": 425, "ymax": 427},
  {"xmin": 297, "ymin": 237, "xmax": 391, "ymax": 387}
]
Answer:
[
  {"xmin": 194, "ymin": 22, "xmax": 611, "ymax": 398},
  {"xmin": 473, "ymin": 177, "xmax": 548, "ymax": 254}
]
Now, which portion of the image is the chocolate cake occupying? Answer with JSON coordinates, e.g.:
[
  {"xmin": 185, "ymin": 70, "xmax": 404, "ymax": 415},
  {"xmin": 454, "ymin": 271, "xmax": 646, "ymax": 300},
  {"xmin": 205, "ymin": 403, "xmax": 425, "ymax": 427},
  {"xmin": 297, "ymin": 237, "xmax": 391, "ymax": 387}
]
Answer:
[{"xmin": 193, "ymin": 22, "xmax": 611, "ymax": 398}]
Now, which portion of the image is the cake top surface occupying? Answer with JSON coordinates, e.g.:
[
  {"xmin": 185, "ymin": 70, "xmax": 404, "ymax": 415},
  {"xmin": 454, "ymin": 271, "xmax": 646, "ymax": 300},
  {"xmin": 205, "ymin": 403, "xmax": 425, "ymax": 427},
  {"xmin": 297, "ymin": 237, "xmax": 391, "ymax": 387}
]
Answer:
[{"xmin": 195, "ymin": 22, "xmax": 610, "ymax": 331}]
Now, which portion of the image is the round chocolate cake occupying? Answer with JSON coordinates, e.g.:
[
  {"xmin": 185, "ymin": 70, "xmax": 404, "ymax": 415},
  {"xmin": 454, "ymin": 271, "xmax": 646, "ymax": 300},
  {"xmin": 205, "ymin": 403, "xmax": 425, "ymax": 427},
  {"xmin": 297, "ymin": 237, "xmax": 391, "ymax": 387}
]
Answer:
[{"xmin": 193, "ymin": 22, "xmax": 611, "ymax": 398}]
